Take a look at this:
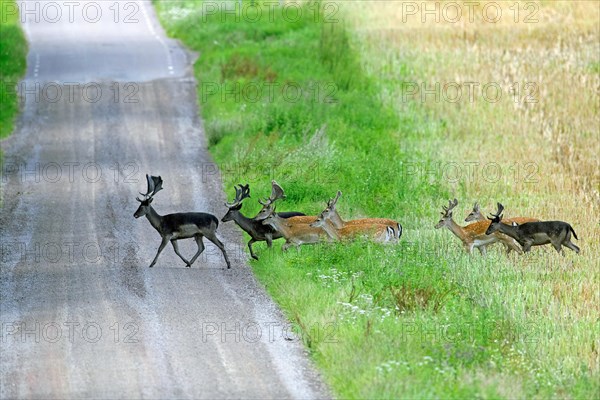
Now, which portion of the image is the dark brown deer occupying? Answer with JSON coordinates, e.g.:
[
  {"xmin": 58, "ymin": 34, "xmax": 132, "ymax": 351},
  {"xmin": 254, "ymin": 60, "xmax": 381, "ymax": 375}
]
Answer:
[
  {"xmin": 134, "ymin": 175, "xmax": 231, "ymax": 268},
  {"xmin": 221, "ymin": 183, "xmax": 305, "ymax": 260},
  {"xmin": 485, "ymin": 203, "xmax": 580, "ymax": 254}
]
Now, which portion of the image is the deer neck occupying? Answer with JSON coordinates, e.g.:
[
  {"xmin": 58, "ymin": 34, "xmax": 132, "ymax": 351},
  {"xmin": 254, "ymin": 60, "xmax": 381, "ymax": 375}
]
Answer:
[
  {"xmin": 232, "ymin": 210, "xmax": 256, "ymax": 232},
  {"xmin": 320, "ymin": 220, "xmax": 341, "ymax": 240},
  {"xmin": 145, "ymin": 206, "xmax": 163, "ymax": 233},
  {"xmin": 445, "ymin": 219, "xmax": 472, "ymax": 243},
  {"xmin": 329, "ymin": 209, "xmax": 345, "ymax": 228},
  {"xmin": 494, "ymin": 222, "xmax": 519, "ymax": 240},
  {"xmin": 264, "ymin": 215, "xmax": 290, "ymax": 236}
]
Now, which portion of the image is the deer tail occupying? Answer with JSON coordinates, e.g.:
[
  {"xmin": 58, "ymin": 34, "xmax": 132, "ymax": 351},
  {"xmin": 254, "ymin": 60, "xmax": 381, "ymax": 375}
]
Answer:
[{"xmin": 570, "ymin": 225, "xmax": 578, "ymax": 240}]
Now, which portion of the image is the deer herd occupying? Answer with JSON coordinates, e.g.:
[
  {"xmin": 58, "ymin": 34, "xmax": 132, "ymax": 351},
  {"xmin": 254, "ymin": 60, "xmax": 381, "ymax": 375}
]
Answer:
[{"xmin": 134, "ymin": 175, "xmax": 580, "ymax": 269}]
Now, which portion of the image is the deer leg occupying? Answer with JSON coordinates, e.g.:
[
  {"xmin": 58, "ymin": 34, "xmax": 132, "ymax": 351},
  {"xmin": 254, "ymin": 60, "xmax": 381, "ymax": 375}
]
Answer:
[
  {"xmin": 466, "ymin": 243, "xmax": 474, "ymax": 255},
  {"xmin": 506, "ymin": 239, "xmax": 523, "ymax": 254},
  {"xmin": 205, "ymin": 232, "xmax": 231, "ymax": 269},
  {"xmin": 149, "ymin": 236, "xmax": 170, "ymax": 268},
  {"xmin": 563, "ymin": 240, "xmax": 580, "ymax": 254},
  {"xmin": 282, "ymin": 241, "xmax": 292, "ymax": 252},
  {"xmin": 522, "ymin": 241, "xmax": 533, "ymax": 253},
  {"xmin": 188, "ymin": 235, "xmax": 205, "ymax": 266},
  {"xmin": 247, "ymin": 239, "xmax": 259, "ymax": 260},
  {"xmin": 171, "ymin": 240, "xmax": 191, "ymax": 267},
  {"xmin": 265, "ymin": 233, "xmax": 273, "ymax": 248},
  {"xmin": 550, "ymin": 240, "xmax": 564, "ymax": 255},
  {"xmin": 477, "ymin": 246, "xmax": 487, "ymax": 256}
]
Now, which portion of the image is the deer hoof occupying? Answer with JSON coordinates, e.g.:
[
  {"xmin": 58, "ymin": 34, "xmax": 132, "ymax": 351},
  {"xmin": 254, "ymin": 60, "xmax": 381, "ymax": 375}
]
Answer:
[{"xmin": 251, "ymin": 254, "xmax": 259, "ymax": 260}]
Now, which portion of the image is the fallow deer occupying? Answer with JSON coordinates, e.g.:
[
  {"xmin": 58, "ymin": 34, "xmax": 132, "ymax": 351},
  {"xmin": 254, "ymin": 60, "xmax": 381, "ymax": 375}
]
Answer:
[
  {"xmin": 435, "ymin": 199, "xmax": 522, "ymax": 255},
  {"xmin": 255, "ymin": 180, "xmax": 317, "ymax": 225},
  {"xmin": 465, "ymin": 202, "xmax": 540, "ymax": 225},
  {"xmin": 255, "ymin": 203, "xmax": 328, "ymax": 251},
  {"xmin": 134, "ymin": 175, "xmax": 231, "ymax": 268},
  {"xmin": 322, "ymin": 191, "xmax": 402, "ymax": 240},
  {"xmin": 221, "ymin": 183, "xmax": 305, "ymax": 260},
  {"xmin": 485, "ymin": 203, "xmax": 580, "ymax": 254},
  {"xmin": 309, "ymin": 209, "xmax": 395, "ymax": 243}
]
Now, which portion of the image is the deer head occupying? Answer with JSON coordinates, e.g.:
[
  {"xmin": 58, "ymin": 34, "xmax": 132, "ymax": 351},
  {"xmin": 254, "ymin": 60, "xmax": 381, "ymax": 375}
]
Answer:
[
  {"xmin": 434, "ymin": 198, "xmax": 458, "ymax": 229},
  {"xmin": 255, "ymin": 180, "xmax": 286, "ymax": 219},
  {"xmin": 222, "ymin": 184, "xmax": 251, "ymax": 222},
  {"xmin": 485, "ymin": 203, "xmax": 505, "ymax": 235},
  {"xmin": 134, "ymin": 174, "xmax": 163, "ymax": 218},
  {"xmin": 255, "ymin": 203, "xmax": 277, "ymax": 224},
  {"xmin": 465, "ymin": 202, "xmax": 483, "ymax": 222},
  {"xmin": 309, "ymin": 210, "xmax": 328, "ymax": 229}
]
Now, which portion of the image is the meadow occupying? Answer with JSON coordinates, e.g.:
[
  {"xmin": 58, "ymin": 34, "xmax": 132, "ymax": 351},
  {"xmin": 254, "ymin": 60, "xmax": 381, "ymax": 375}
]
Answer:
[
  {"xmin": 159, "ymin": 0, "xmax": 598, "ymax": 397},
  {"xmin": 0, "ymin": 0, "xmax": 28, "ymax": 139}
]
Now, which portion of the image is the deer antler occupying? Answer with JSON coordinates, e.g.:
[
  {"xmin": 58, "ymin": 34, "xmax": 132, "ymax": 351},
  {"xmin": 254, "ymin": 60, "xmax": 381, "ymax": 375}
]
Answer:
[
  {"xmin": 491, "ymin": 202, "xmax": 504, "ymax": 218},
  {"xmin": 258, "ymin": 180, "xmax": 286, "ymax": 207},
  {"xmin": 327, "ymin": 190, "xmax": 342, "ymax": 209},
  {"xmin": 139, "ymin": 174, "xmax": 163, "ymax": 200},
  {"xmin": 240, "ymin": 184, "xmax": 251, "ymax": 200},
  {"xmin": 269, "ymin": 180, "xmax": 286, "ymax": 202},
  {"xmin": 225, "ymin": 184, "xmax": 252, "ymax": 208},
  {"xmin": 441, "ymin": 198, "xmax": 458, "ymax": 217},
  {"xmin": 150, "ymin": 175, "xmax": 163, "ymax": 195},
  {"xmin": 225, "ymin": 185, "xmax": 243, "ymax": 207}
]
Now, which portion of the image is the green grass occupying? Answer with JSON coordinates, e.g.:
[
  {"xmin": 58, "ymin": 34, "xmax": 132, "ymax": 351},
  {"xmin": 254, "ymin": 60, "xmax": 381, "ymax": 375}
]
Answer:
[
  {"xmin": 155, "ymin": 1, "xmax": 598, "ymax": 398},
  {"xmin": 0, "ymin": 0, "xmax": 28, "ymax": 139}
]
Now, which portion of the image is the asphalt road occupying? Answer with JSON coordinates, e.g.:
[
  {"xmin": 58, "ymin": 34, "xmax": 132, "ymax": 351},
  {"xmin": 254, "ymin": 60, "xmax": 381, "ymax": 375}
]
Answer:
[{"xmin": 0, "ymin": 1, "xmax": 329, "ymax": 398}]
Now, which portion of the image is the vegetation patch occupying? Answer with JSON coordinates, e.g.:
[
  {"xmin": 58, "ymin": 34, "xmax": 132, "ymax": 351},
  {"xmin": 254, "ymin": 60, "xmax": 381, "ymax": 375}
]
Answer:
[
  {"xmin": 155, "ymin": 1, "xmax": 598, "ymax": 398},
  {"xmin": 0, "ymin": 0, "xmax": 28, "ymax": 139}
]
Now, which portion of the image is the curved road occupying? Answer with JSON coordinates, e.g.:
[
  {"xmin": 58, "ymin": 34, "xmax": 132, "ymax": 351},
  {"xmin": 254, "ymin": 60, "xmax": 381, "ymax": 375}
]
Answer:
[{"xmin": 0, "ymin": 1, "xmax": 328, "ymax": 398}]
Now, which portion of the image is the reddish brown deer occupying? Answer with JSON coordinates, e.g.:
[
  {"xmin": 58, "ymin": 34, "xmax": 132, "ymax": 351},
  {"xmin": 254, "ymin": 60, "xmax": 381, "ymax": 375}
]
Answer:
[
  {"xmin": 309, "ymin": 209, "xmax": 395, "ymax": 243},
  {"xmin": 322, "ymin": 191, "xmax": 402, "ymax": 240}
]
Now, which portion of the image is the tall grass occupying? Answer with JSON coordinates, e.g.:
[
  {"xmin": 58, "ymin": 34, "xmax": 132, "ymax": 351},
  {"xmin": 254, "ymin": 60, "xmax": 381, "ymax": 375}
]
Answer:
[
  {"xmin": 155, "ymin": 1, "xmax": 599, "ymax": 398},
  {"xmin": 0, "ymin": 0, "xmax": 28, "ymax": 139}
]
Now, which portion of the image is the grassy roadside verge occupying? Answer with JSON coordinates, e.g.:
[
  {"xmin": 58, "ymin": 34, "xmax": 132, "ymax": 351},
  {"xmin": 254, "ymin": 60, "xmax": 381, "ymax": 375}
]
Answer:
[
  {"xmin": 155, "ymin": 1, "xmax": 598, "ymax": 398},
  {"xmin": 0, "ymin": 0, "xmax": 28, "ymax": 139}
]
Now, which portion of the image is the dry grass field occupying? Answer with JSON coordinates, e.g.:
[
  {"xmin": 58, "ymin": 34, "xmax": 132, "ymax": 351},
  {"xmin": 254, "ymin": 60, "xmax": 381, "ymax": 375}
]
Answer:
[{"xmin": 343, "ymin": 0, "xmax": 599, "ymax": 390}]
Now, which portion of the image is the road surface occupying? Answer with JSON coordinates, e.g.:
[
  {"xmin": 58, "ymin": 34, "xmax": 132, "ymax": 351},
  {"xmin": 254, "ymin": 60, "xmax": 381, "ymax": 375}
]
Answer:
[{"xmin": 0, "ymin": 1, "xmax": 329, "ymax": 398}]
